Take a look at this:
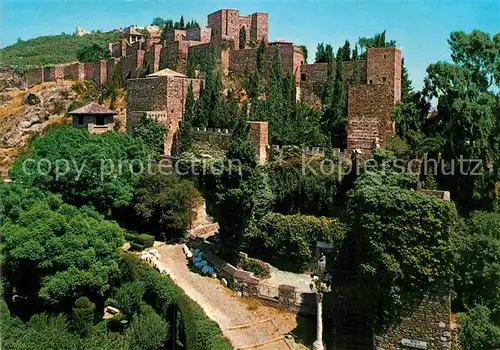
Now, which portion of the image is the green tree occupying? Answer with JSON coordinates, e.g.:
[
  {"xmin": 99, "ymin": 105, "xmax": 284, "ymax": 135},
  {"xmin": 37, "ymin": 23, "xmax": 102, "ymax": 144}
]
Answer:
[
  {"xmin": 179, "ymin": 15, "xmax": 185, "ymax": 30},
  {"xmin": 186, "ymin": 46, "xmax": 198, "ymax": 78},
  {"xmin": 132, "ymin": 113, "xmax": 167, "ymax": 157},
  {"xmin": 299, "ymin": 45, "xmax": 308, "ymax": 63},
  {"xmin": 239, "ymin": 26, "xmax": 247, "ymax": 49},
  {"xmin": 458, "ymin": 305, "xmax": 500, "ymax": 350},
  {"xmin": 455, "ymin": 211, "xmax": 500, "ymax": 310},
  {"xmin": 247, "ymin": 213, "xmax": 346, "ymax": 272},
  {"xmin": 10, "ymin": 126, "xmax": 151, "ymax": 215},
  {"xmin": 357, "ymin": 30, "xmax": 396, "ymax": 58},
  {"xmin": 315, "ymin": 43, "xmax": 334, "ymax": 63},
  {"xmin": 179, "ymin": 83, "xmax": 195, "ymax": 153},
  {"xmin": 346, "ymin": 170, "xmax": 457, "ymax": 330},
  {"xmin": 127, "ymin": 305, "xmax": 169, "ymax": 350},
  {"xmin": 116, "ymin": 281, "xmax": 145, "ymax": 318},
  {"xmin": 341, "ymin": 40, "xmax": 351, "ymax": 61},
  {"xmin": 1, "ymin": 191, "xmax": 124, "ymax": 304},
  {"xmin": 322, "ymin": 47, "xmax": 347, "ymax": 148},
  {"xmin": 72, "ymin": 297, "xmax": 95, "ymax": 337},
  {"xmin": 133, "ymin": 171, "xmax": 202, "ymax": 241},
  {"xmin": 76, "ymin": 43, "xmax": 110, "ymax": 63},
  {"xmin": 151, "ymin": 17, "xmax": 167, "ymax": 27},
  {"xmin": 421, "ymin": 30, "xmax": 499, "ymax": 213}
]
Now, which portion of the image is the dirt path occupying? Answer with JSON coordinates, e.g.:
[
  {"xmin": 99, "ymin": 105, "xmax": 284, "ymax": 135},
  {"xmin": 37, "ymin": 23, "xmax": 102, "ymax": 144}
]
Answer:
[{"xmin": 155, "ymin": 244, "xmax": 308, "ymax": 350}]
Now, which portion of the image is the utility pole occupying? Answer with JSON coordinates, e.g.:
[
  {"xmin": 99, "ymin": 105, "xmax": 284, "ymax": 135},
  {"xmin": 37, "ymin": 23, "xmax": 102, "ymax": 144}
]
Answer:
[{"xmin": 310, "ymin": 253, "xmax": 330, "ymax": 350}]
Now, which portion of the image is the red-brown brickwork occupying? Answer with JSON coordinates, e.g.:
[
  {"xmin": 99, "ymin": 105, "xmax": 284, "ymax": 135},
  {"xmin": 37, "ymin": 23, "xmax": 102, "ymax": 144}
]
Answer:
[
  {"xmin": 126, "ymin": 75, "xmax": 202, "ymax": 155},
  {"xmin": 347, "ymin": 84, "xmax": 395, "ymax": 154},
  {"xmin": 229, "ymin": 42, "xmax": 303, "ymax": 84},
  {"xmin": 300, "ymin": 60, "xmax": 368, "ymax": 103},
  {"xmin": 186, "ymin": 27, "xmax": 212, "ymax": 43},
  {"xmin": 367, "ymin": 47, "xmax": 402, "ymax": 104},
  {"xmin": 62, "ymin": 63, "xmax": 85, "ymax": 80},
  {"xmin": 164, "ymin": 29, "xmax": 187, "ymax": 43},
  {"xmin": 24, "ymin": 67, "xmax": 44, "ymax": 87},
  {"xmin": 208, "ymin": 9, "xmax": 269, "ymax": 57},
  {"xmin": 251, "ymin": 13, "xmax": 268, "ymax": 45},
  {"xmin": 248, "ymin": 121, "xmax": 269, "ymax": 165}
]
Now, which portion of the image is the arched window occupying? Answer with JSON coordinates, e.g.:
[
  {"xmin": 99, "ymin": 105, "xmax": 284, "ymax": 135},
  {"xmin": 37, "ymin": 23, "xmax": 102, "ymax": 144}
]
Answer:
[{"xmin": 301, "ymin": 73, "xmax": 306, "ymax": 81}]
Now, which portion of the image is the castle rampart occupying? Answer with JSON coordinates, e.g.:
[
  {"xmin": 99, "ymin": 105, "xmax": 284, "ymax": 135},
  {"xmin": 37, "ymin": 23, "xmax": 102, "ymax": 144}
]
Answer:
[{"xmin": 21, "ymin": 9, "xmax": 401, "ymax": 157}]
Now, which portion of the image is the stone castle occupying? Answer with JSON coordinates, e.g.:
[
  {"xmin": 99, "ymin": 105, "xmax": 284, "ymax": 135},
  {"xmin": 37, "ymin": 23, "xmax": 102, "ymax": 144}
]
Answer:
[{"xmin": 23, "ymin": 8, "xmax": 402, "ymax": 156}]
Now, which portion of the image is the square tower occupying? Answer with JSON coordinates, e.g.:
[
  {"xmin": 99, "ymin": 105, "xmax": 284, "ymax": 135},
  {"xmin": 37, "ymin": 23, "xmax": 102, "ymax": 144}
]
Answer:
[
  {"xmin": 366, "ymin": 47, "xmax": 401, "ymax": 104},
  {"xmin": 251, "ymin": 12, "xmax": 269, "ymax": 45}
]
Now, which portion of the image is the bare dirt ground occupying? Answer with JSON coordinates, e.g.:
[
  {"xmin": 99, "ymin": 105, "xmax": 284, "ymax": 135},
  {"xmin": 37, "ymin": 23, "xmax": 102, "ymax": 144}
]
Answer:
[{"xmin": 155, "ymin": 244, "xmax": 310, "ymax": 350}]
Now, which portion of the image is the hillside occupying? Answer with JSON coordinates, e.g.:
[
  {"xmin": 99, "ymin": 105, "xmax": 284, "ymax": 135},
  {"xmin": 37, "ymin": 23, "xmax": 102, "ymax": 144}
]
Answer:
[
  {"xmin": 0, "ymin": 31, "xmax": 120, "ymax": 67},
  {"xmin": 0, "ymin": 77, "xmax": 126, "ymax": 178}
]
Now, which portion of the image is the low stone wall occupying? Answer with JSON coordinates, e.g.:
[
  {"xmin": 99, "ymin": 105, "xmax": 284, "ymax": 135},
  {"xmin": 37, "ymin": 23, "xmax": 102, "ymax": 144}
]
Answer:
[
  {"xmin": 188, "ymin": 239, "xmax": 317, "ymax": 315},
  {"xmin": 374, "ymin": 295, "xmax": 453, "ymax": 350},
  {"xmin": 192, "ymin": 128, "xmax": 232, "ymax": 157}
]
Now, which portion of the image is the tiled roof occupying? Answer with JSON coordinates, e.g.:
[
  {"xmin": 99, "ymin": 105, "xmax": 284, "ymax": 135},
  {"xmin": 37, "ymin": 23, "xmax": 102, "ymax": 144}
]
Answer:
[
  {"xmin": 124, "ymin": 27, "xmax": 144, "ymax": 36},
  {"xmin": 68, "ymin": 102, "xmax": 117, "ymax": 115},
  {"xmin": 147, "ymin": 68, "xmax": 187, "ymax": 78}
]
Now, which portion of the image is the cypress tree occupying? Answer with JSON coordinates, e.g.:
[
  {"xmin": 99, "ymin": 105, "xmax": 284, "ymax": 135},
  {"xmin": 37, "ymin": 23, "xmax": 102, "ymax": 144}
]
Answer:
[
  {"xmin": 239, "ymin": 27, "xmax": 247, "ymax": 49},
  {"xmin": 342, "ymin": 40, "xmax": 351, "ymax": 61},
  {"xmin": 322, "ymin": 47, "xmax": 346, "ymax": 148},
  {"xmin": 352, "ymin": 44, "xmax": 359, "ymax": 60},
  {"xmin": 179, "ymin": 15, "xmax": 185, "ymax": 29},
  {"xmin": 256, "ymin": 39, "xmax": 266, "ymax": 76},
  {"xmin": 179, "ymin": 83, "xmax": 195, "ymax": 153},
  {"xmin": 186, "ymin": 47, "xmax": 198, "ymax": 78},
  {"xmin": 72, "ymin": 297, "xmax": 95, "ymax": 337}
]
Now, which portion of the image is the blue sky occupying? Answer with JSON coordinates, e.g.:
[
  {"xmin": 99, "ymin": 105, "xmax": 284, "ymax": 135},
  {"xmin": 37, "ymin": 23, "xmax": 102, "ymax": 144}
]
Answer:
[{"xmin": 2, "ymin": 0, "xmax": 499, "ymax": 91}]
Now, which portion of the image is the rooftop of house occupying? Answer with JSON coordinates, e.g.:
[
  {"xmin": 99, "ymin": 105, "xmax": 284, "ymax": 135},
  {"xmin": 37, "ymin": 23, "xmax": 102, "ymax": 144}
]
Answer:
[
  {"xmin": 147, "ymin": 68, "xmax": 187, "ymax": 78},
  {"xmin": 123, "ymin": 26, "xmax": 144, "ymax": 37},
  {"xmin": 68, "ymin": 102, "xmax": 117, "ymax": 115}
]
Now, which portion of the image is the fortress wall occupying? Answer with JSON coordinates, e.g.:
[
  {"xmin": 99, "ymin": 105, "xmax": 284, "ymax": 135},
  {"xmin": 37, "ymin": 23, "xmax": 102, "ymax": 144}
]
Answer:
[
  {"xmin": 300, "ymin": 60, "xmax": 367, "ymax": 103},
  {"xmin": 228, "ymin": 44, "xmax": 299, "ymax": 83},
  {"xmin": 186, "ymin": 27, "xmax": 212, "ymax": 43},
  {"xmin": 347, "ymin": 83, "xmax": 395, "ymax": 154},
  {"xmin": 374, "ymin": 295, "xmax": 452, "ymax": 350},
  {"xmin": 251, "ymin": 12, "xmax": 268, "ymax": 44},
  {"xmin": 62, "ymin": 63, "xmax": 85, "ymax": 80},
  {"xmin": 160, "ymin": 41, "xmax": 179, "ymax": 71},
  {"xmin": 24, "ymin": 67, "xmax": 44, "ymax": 87},
  {"xmin": 164, "ymin": 29, "xmax": 187, "ymax": 43}
]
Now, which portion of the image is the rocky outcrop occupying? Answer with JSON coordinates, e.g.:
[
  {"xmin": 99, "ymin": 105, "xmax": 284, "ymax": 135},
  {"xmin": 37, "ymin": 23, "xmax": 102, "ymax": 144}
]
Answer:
[{"xmin": 0, "ymin": 82, "xmax": 78, "ymax": 178}]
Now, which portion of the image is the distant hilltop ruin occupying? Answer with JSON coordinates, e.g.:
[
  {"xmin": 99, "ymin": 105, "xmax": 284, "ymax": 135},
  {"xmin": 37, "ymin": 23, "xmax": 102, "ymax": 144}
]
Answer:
[{"xmin": 22, "ymin": 8, "xmax": 401, "ymax": 155}]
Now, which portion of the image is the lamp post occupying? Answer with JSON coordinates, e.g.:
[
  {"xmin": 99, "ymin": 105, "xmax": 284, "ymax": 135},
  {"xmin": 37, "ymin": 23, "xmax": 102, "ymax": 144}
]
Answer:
[{"xmin": 310, "ymin": 254, "xmax": 330, "ymax": 350}]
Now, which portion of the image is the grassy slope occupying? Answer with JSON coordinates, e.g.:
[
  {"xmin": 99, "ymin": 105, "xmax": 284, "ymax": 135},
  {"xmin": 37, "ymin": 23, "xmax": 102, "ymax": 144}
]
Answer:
[{"xmin": 0, "ymin": 32, "xmax": 120, "ymax": 67}]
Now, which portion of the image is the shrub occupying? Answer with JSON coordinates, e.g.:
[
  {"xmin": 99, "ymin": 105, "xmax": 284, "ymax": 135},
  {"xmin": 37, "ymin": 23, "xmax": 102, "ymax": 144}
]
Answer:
[
  {"xmin": 72, "ymin": 297, "xmax": 95, "ymax": 337},
  {"xmin": 124, "ymin": 232, "xmax": 155, "ymax": 251},
  {"xmin": 115, "ymin": 281, "xmax": 146, "ymax": 317},
  {"xmin": 246, "ymin": 213, "xmax": 347, "ymax": 273},
  {"xmin": 134, "ymin": 257, "xmax": 232, "ymax": 349},
  {"xmin": 241, "ymin": 258, "xmax": 271, "ymax": 279},
  {"xmin": 346, "ymin": 170, "xmax": 457, "ymax": 329}
]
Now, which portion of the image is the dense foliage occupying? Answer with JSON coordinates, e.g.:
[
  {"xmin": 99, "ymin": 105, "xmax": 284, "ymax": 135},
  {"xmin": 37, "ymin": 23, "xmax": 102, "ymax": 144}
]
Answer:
[
  {"xmin": 247, "ymin": 213, "xmax": 347, "ymax": 272},
  {"xmin": 133, "ymin": 171, "xmax": 202, "ymax": 241},
  {"xmin": 345, "ymin": 171, "xmax": 457, "ymax": 329},
  {"xmin": 10, "ymin": 126, "xmax": 150, "ymax": 215},
  {"xmin": 1, "ymin": 184, "xmax": 124, "ymax": 308},
  {"xmin": 0, "ymin": 32, "xmax": 120, "ymax": 67},
  {"xmin": 76, "ymin": 43, "xmax": 110, "ymax": 63}
]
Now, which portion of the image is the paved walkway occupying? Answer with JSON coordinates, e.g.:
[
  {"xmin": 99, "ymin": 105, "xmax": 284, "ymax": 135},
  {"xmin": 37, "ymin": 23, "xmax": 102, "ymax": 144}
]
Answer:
[{"xmin": 154, "ymin": 244, "xmax": 309, "ymax": 350}]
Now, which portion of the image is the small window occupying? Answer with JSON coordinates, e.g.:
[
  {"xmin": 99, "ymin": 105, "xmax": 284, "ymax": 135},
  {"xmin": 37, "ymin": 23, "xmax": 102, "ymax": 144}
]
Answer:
[
  {"xmin": 384, "ymin": 54, "xmax": 387, "ymax": 59},
  {"xmin": 369, "ymin": 79, "xmax": 373, "ymax": 84},
  {"xmin": 301, "ymin": 73, "xmax": 306, "ymax": 81},
  {"xmin": 77, "ymin": 115, "xmax": 84, "ymax": 125},
  {"xmin": 382, "ymin": 77, "xmax": 387, "ymax": 82},
  {"xmin": 96, "ymin": 116, "xmax": 105, "ymax": 126}
]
